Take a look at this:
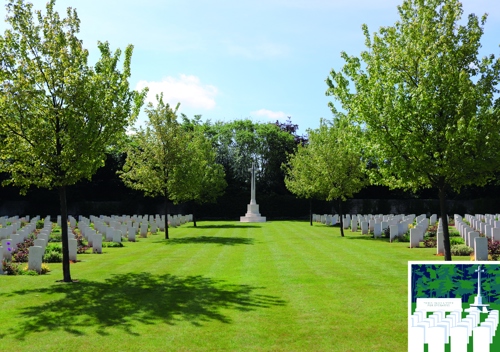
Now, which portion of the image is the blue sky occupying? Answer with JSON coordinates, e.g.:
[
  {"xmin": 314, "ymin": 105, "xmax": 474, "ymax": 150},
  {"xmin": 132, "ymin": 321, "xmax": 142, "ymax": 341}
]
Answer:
[{"xmin": 1, "ymin": 0, "xmax": 499, "ymax": 134}]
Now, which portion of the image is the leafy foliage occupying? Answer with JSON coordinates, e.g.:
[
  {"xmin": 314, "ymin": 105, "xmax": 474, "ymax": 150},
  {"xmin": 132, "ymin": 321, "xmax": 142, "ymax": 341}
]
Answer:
[
  {"xmin": 283, "ymin": 118, "xmax": 366, "ymax": 235},
  {"xmin": 121, "ymin": 95, "xmax": 225, "ymax": 236},
  {"xmin": 326, "ymin": 0, "xmax": 500, "ymax": 260},
  {"xmin": 0, "ymin": 0, "xmax": 145, "ymax": 281},
  {"xmin": 488, "ymin": 240, "xmax": 500, "ymax": 261},
  {"xmin": 12, "ymin": 237, "xmax": 35, "ymax": 263},
  {"xmin": 450, "ymin": 244, "xmax": 473, "ymax": 256}
]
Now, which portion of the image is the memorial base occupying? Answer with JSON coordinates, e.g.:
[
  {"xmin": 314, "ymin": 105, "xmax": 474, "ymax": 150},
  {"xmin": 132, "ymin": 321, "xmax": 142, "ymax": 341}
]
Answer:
[
  {"xmin": 465, "ymin": 295, "xmax": 490, "ymax": 313},
  {"xmin": 240, "ymin": 203, "xmax": 266, "ymax": 223}
]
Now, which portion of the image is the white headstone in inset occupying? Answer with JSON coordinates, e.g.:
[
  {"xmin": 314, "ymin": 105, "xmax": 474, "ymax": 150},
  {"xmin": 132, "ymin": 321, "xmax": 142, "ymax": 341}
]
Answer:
[
  {"xmin": 473, "ymin": 326, "xmax": 491, "ymax": 351},
  {"xmin": 408, "ymin": 326, "xmax": 425, "ymax": 352},
  {"xmin": 93, "ymin": 233, "xmax": 102, "ymax": 254},
  {"xmin": 68, "ymin": 238, "xmax": 77, "ymax": 261},
  {"xmin": 374, "ymin": 223, "xmax": 382, "ymax": 238},
  {"xmin": 450, "ymin": 326, "xmax": 468, "ymax": 352}
]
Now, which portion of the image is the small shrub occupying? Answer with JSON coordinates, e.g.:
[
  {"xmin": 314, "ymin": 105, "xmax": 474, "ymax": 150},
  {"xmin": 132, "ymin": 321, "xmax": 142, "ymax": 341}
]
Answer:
[
  {"xmin": 43, "ymin": 250, "xmax": 62, "ymax": 263},
  {"xmin": 382, "ymin": 227, "xmax": 390, "ymax": 238},
  {"xmin": 21, "ymin": 267, "xmax": 39, "ymax": 276},
  {"xmin": 40, "ymin": 263, "xmax": 51, "ymax": 274},
  {"xmin": 36, "ymin": 220, "xmax": 44, "ymax": 229},
  {"xmin": 45, "ymin": 243, "xmax": 62, "ymax": 253},
  {"xmin": 50, "ymin": 233, "xmax": 62, "ymax": 242},
  {"xmin": 488, "ymin": 240, "xmax": 500, "ymax": 261},
  {"xmin": 451, "ymin": 244, "xmax": 473, "ymax": 256},
  {"xmin": 450, "ymin": 237, "xmax": 464, "ymax": 246},
  {"xmin": 75, "ymin": 232, "xmax": 90, "ymax": 253},
  {"xmin": 12, "ymin": 238, "xmax": 35, "ymax": 263},
  {"xmin": 102, "ymin": 242, "xmax": 124, "ymax": 248},
  {"xmin": 392, "ymin": 233, "xmax": 410, "ymax": 243},
  {"xmin": 3, "ymin": 261, "xmax": 24, "ymax": 275},
  {"xmin": 423, "ymin": 238, "xmax": 437, "ymax": 248}
]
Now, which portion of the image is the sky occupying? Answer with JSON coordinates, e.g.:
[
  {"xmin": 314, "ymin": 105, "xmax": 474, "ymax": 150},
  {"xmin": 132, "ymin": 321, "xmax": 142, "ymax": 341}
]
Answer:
[{"xmin": 1, "ymin": 0, "xmax": 499, "ymax": 134}]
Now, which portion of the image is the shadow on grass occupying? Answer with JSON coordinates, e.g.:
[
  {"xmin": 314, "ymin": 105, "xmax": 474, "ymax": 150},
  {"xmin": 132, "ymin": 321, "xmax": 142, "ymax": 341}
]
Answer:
[
  {"xmin": 155, "ymin": 236, "xmax": 255, "ymax": 246},
  {"xmin": 6, "ymin": 272, "xmax": 285, "ymax": 340},
  {"xmin": 190, "ymin": 224, "xmax": 262, "ymax": 229},
  {"xmin": 344, "ymin": 235, "xmax": 391, "ymax": 242}
]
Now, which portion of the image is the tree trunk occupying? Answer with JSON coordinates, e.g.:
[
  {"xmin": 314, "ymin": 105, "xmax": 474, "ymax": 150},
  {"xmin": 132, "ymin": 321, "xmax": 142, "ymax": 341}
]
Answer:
[
  {"xmin": 164, "ymin": 196, "xmax": 169, "ymax": 240},
  {"xmin": 339, "ymin": 199, "xmax": 344, "ymax": 237},
  {"xmin": 309, "ymin": 198, "xmax": 312, "ymax": 226},
  {"xmin": 193, "ymin": 202, "xmax": 197, "ymax": 227},
  {"xmin": 438, "ymin": 185, "xmax": 452, "ymax": 261},
  {"xmin": 59, "ymin": 185, "xmax": 72, "ymax": 282}
]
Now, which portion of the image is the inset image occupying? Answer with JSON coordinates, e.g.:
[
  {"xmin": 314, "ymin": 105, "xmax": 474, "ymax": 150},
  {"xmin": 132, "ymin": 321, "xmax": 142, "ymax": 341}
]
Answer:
[{"xmin": 409, "ymin": 261, "xmax": 500, "ymax": 351}]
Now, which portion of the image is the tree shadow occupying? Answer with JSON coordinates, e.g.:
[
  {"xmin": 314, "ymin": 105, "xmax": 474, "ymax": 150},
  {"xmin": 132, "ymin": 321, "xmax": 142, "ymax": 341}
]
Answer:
[
  {"xmin": 5, "ymin": 272, "xmax": 286, "ymax": 340},
  {"xmin": 191, "ymin": 224, "xmax": 262, "ymax": 229},
  {"xmin": 343, "ymin": 235, "xmax": 390, "ymax": 242},
  {"xmin": 155, "ymin": 236, "xmax": 255, "ymax": 246}
]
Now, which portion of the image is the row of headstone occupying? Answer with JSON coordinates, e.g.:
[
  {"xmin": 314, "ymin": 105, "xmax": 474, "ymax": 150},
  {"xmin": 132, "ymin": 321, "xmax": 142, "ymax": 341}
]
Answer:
[
  {"xmin": 409, "ymin": 309, "xmax": 498, "ymax": 352},
  {"xmin": 1, "ymin": 216, "xmax": 46, "ymax": 273},
  {"xmin": 455, "ymin": 215, "xmax": 489, "ymax": 260},
  {"xmin": 313, "ymin": 213, "xmax": 440, "ymax": 243}
]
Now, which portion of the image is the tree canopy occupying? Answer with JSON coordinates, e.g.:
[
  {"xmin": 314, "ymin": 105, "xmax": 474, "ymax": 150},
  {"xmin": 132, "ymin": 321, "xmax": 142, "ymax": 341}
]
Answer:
[
  {"xmin": 284, "ymin": 118, "xmax": 366, "ymax": 235},
  {"xmin": 120, "ymin": 95, "xmax": 225, "ymax": 237},
  {"xmin": 326, "ymin": 0, "xmax": 500, "ymax": 257},
  {"xmin": 0, "ymin": 0, "xmax": 145, "ymax": 281}
]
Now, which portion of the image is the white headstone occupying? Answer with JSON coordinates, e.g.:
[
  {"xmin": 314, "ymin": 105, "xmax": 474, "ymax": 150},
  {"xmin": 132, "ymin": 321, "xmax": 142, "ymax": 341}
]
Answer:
[
  {"xmin": 113, "ymin": 230, "xmax": 122, "ymax": 243},
  {"xmin": 474, "ymin": 237, "xmax": 488, "ymax": 261},
  {"xmin": 28, "ymin": 246, "xmax": 43, "ymax": 272},
  {"xmin": 93, "ymin": 234, "xmax": 102, "ymax": 254},
  {"xmin": 410, "ymin": 229, "xmax": 421, "ymax": 248},
  {"xmin": 361, "ymin": 221, "xmax": 368, "ymax": 235},
  {"xmin": 390, "ymin": 225, "xmax": 398, "ymax": 242},
  {"xmin": 2, "ymin": 239, "xmax": 13, "ymax": 261},
  {"xmin": 140, "ymin": 223, "xmax": 148, "ymax": 238},
  {"xmin": 68, "ymin": 238, "xmax": 77, "ymax": 261}
]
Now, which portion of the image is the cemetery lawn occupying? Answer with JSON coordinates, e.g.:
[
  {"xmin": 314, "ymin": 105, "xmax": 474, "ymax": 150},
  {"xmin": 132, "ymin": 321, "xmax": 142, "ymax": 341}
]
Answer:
[{"xmin": 0, "ymin": 221, "xmax": 461, "ymax": 351}]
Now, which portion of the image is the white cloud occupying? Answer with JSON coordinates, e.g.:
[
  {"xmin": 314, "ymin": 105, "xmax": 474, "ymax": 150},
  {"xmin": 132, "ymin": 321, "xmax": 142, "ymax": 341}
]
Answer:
[
  {"xmin": 251, "ymin": 109, "xmax": 287, "ymax": 119},
  {"xmin": 136, "ymin": 75, "xmax": 218, "ymax": 110}
]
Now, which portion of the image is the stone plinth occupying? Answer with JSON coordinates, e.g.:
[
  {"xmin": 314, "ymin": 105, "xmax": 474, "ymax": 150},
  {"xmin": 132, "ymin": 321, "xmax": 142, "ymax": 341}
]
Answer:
[{"xmin": 240, "ymin": 203, "xmax": 266, "ymax": 223}]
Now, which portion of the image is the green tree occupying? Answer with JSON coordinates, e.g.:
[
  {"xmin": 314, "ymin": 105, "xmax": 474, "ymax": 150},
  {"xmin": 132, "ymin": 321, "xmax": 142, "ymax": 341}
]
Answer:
[
  {"xmin": 0, "ymin": 0, "xmax": 145, "ymax": 282},
  {"xmin": 283, "ymin": 118, "xmax": 366, "ymax": 236},
  {"xmin": 326, "ymin": 0, "xmax": 500, "ymax": 259},
  {"xmin": 178, "ymin": 116, "xmax": 227, "ymax": 226},
  {"xmin": 209, "ymin": 120, "xmax": 297, "ymax": 195},
  {"xmin": 120, "ymin": 96, "xmax": 224, "ymax": 235}
]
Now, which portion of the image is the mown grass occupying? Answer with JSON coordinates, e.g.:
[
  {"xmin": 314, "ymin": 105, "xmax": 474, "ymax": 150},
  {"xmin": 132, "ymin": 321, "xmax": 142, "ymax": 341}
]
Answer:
[{"xmin": 0, "ymin": 221, "xmax": 464, "ymax": 351}]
